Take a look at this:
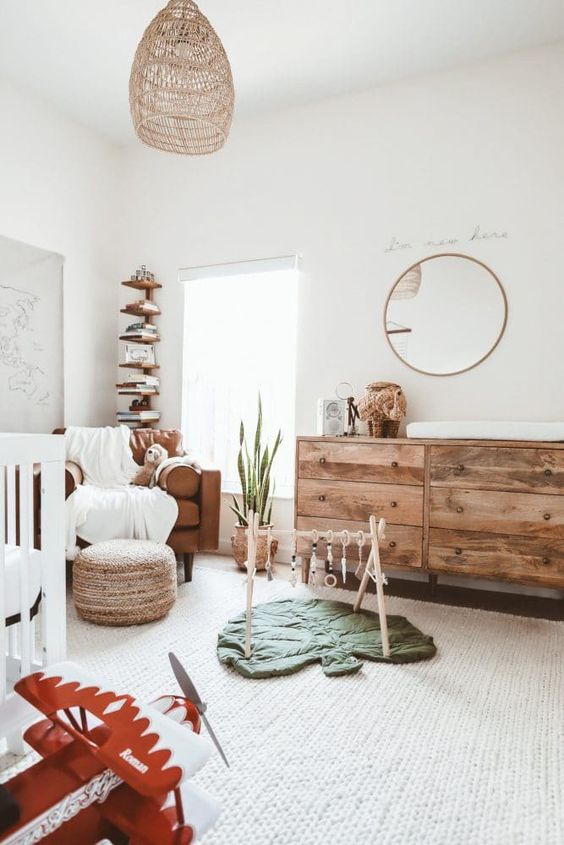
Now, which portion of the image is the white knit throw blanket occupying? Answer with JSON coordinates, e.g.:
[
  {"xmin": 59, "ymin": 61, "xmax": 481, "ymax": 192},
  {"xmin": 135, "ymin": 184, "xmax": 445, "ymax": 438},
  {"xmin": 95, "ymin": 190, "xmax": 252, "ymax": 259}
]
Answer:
[{"xmin": 64, "ymin": 426, "xmax": 178, "ymax": 558}]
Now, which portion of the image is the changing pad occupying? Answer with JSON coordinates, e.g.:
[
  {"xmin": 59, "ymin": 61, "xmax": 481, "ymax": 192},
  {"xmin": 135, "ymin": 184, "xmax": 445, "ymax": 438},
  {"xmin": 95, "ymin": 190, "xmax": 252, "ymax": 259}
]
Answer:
[
  {"xmin": 406, "ymin": 421, "xmax": 564, "ymax": 441},
  {"xmin": 3, "ymin": 544, "xmax": 42, "ymax": 619}
]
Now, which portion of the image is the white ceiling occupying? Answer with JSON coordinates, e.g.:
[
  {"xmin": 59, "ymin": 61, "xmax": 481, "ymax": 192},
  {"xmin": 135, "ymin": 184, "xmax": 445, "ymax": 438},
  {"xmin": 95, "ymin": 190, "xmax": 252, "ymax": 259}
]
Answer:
[{"xmin": 1, "ymin": 0, "xmax": 564, "ymax": 146}]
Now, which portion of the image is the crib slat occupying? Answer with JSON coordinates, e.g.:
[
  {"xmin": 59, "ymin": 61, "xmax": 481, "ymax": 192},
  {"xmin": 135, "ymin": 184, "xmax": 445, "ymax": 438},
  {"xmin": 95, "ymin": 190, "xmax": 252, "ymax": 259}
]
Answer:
[
  {"xmin": 40, "ymin": 458, "xmax": 66, "ymax": 665},
  {"xmin": 28, "ymin": 465, "xmax": 35, "ymax": 552},
  {"xmin": 0, "ymin": 465, "xmax": 5, "ymax": 706},
  {"xmin": 7, "ymin": 464, "xmax": 19, "ymax": 665},
  {"xmin": 30, "ymin": 618, "xmax": 36, "ymax": 666},
  {"xmin": 26, "ymin": 461, "xmax": 35, "ymax": 665},
  {"xmin": 28, "ymin": 464, "xmax": 36, "ymax": 666},
  {"xmin": 7, "ymin": 627, "xmax": 17, "ymax": 661},
  {"xmin": 18, "ymin": 462, "xmax": 33, "ymax": 676},
  {"xmin": 6, "ymin": 464, "xmax": 15, "ymax": 546}
]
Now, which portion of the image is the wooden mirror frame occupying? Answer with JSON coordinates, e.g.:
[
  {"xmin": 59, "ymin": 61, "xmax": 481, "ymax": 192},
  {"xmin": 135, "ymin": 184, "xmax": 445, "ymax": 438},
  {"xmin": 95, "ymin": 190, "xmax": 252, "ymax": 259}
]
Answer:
[{"xmin": 384, "ymin": 252, "xmax": 508, "ymax": 377}]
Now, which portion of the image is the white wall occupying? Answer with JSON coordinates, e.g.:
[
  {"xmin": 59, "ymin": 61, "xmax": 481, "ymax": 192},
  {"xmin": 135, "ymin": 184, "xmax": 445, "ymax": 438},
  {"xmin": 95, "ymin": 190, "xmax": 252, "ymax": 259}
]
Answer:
[
  {"xmin": 0, "ymin": 80, "xmax": 121, "ymax": 427},
  {"xmin": 117, "ymin": 43, "xmax": 564, "ymax": 555}
]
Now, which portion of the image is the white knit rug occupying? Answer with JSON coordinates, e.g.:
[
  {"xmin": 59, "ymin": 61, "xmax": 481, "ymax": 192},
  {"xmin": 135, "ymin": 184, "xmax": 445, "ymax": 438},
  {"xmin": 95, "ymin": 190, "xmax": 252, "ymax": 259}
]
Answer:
[{"xmin": 2, "ymin": 566, "xmax": 564, "ymax": 844}]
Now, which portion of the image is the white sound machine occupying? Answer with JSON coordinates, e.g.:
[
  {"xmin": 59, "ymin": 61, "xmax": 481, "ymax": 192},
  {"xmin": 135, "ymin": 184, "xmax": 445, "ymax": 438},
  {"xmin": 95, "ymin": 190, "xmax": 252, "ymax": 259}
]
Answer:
[{"xmin": 317, "ymin": 399, "xmax": 346, "ymax": 436}]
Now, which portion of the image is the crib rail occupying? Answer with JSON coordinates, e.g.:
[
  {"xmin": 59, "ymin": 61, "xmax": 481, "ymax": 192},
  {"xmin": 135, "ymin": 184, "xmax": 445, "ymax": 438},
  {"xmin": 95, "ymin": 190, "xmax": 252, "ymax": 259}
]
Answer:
[{"xmin": 0, "ymin": 434, "xmax": 66, "ymax": 743}]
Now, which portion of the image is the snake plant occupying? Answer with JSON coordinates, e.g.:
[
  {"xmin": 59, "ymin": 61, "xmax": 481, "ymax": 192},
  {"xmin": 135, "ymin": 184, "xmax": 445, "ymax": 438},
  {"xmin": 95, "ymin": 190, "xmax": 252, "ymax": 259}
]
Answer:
[{"xmin": 230, "ymin": 395, "xmax": 282, "ymax": 527}]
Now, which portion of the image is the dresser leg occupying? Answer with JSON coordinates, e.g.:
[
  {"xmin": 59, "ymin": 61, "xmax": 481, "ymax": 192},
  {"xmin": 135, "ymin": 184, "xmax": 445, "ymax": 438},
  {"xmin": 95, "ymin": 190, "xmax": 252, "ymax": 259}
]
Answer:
[
  {"xmin": 302, "ymin": 557, "xmax": 311, "ymax": 584},
  {"xmin": 428, "ymin": 573, "xmax": 438, "ymax": 597}
]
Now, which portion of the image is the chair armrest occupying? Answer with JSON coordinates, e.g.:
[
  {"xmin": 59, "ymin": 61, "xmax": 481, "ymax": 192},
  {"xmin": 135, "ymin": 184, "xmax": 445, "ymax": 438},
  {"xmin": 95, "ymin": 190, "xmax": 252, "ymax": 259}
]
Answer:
[
  {"xmin": 65, "ymin": 460, "xmax": 83, "ymax": 499},
  {"xmin": 197, "ymin": 464, "xmax": 221, "ymax": 551},
  {"xmin": 157, "ymin": 462, "xmax": 221, "ymax": 551},
  {"xmin": 157, "ymin": 464, "xmax": 200, "ymax": 498}
]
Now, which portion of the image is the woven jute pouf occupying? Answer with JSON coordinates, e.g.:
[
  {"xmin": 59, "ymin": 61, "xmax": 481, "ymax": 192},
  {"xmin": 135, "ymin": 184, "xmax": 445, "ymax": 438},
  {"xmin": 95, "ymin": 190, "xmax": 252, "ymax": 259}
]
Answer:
[{"xmin": 73, "ymin": 539, "xmax": 177, "ymax": 627}]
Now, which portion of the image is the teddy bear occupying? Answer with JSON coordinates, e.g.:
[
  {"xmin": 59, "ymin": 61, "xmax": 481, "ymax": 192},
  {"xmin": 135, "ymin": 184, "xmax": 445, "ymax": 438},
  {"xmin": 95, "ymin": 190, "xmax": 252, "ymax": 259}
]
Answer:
[{"xmin": 131, "ymin": 443, "xmax": 168, "ymax": 487}]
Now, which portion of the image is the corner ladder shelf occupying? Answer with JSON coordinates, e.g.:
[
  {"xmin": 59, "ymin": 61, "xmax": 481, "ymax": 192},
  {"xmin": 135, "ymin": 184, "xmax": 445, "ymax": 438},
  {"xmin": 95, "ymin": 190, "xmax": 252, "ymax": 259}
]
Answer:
[{"xmin": 117, "ymin": 273, "xmax": 162, "ymax": 429}]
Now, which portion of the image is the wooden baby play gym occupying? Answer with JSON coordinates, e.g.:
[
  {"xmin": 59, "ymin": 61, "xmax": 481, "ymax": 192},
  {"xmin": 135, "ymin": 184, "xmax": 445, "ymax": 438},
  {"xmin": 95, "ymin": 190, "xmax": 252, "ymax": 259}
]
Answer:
[{"xmin": 217, "ymin": 510, "xmax": 436, "ymax": 678}]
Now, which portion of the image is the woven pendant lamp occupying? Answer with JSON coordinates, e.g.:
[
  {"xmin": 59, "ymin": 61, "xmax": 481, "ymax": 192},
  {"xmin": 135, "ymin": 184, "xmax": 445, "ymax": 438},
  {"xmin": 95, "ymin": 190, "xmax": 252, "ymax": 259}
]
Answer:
[
  {"xmin": 130, "ymin": 0, "xmax": 234, "ymax": 155},
  {"xmin": 390, "ymin": 263, "xmax": 422, "ymax": 300}
]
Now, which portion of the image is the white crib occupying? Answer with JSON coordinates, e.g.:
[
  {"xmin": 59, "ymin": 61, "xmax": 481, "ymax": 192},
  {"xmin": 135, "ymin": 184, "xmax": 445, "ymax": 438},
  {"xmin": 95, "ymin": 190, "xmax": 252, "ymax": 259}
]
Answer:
[{"xmin": 0, "ymin": 434, "xmax": 66, "ymax": 748}]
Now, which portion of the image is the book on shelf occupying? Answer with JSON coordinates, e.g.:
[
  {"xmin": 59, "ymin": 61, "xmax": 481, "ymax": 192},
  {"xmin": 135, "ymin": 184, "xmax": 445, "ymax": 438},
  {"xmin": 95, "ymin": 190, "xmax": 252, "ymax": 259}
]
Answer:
[
  {"xmin": 117, "ymin": 411, "xmax": 161, "ymax": 421},
  {"xmin": 125, "ymin": 373, "xmax": 159, "ymax": 386},
  {"xmin": 117, "ymin": 387, "xmax": 158, "ymax": 395},
  {"xmin": 125, "ymin": 299, "xmax": 160, "ymax": 313},
  {"xmin": 116, "ymin": 381, "xmax": 158, "ymax": 388},
  {"xmin": 125, "ymin": 322, "xmax": 158, "ymax": 333},
  {"xmin": 121, "ymin": 333, "xmax": 160, "ymax": 342}
]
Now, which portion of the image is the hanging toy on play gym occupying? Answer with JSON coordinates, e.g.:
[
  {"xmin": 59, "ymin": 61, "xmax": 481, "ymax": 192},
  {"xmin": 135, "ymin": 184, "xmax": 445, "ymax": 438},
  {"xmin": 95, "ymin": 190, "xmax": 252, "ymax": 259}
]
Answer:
[{"xmin": 324, "ymin": 530, "xmax": 337, "ymax": 587}]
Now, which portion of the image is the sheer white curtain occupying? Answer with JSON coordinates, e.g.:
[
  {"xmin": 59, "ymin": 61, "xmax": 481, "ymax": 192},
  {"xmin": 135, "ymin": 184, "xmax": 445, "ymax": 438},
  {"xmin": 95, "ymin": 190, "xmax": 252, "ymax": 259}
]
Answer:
[{"xmin": 181, "ymin": 260, "xmax": 298, "ymax": 497}]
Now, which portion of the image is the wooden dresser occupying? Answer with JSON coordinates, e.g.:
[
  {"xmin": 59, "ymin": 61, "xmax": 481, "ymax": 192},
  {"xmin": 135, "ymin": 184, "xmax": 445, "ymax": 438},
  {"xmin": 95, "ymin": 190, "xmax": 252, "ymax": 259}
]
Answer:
[{"xmin": 295, "ymin": 436, "xmax": 564, "ymax": 590}]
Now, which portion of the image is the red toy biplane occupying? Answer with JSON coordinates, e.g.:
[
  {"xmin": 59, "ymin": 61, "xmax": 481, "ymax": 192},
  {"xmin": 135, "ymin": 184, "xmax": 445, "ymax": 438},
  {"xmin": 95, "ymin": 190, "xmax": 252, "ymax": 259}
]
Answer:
[{"xmin": 0, "ymin": 654, "xmax": 226, "ymax": 844}]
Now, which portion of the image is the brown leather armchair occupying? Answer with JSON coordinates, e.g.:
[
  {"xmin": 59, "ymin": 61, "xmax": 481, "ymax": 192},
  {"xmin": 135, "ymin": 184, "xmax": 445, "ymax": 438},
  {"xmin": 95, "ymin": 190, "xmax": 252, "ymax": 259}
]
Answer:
[{"xmin": 53, "ymin": 427, "xmax": 220, "ymax": 582}]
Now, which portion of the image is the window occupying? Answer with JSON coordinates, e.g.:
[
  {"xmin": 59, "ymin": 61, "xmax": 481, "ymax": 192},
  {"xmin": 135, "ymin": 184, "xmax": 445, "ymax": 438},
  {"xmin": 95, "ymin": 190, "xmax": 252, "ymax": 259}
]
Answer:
[{"xmin": 180, "ymin": 256, "xmax": 298, "ymax": 498}]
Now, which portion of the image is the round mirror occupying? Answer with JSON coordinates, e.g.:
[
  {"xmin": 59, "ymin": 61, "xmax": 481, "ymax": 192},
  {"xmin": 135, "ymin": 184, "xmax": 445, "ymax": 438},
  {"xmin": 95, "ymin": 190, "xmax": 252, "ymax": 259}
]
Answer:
[{"xmin": 384, "ymin": 253, "xmax": 507, "ymax": 376}]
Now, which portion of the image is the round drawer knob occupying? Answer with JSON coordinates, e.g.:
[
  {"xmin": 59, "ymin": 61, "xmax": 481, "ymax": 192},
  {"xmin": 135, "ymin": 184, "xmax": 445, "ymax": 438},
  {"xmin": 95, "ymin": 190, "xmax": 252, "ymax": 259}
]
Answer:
[
  {"xmin": 391, "ymin": 461, "xmax": 398, "ymax": 468},
  {"xmin": 318, "ymin": 495, "xmax": 326, "ymax": 502},
  {"xmin": 544, "ymin": 513, "xmax": 551, "ymax": 521},
  {"xmin": 455, "ymin": 548, "xmax": 462, "ymax": 555},
  {"xmin": 388, "ymin": 541, "xmax": 397, "ymax": 548},
  {"xmin": 457, "ymin": 464, "xmax": 465, "ymax": 472},
  {"xmin": 390, "ymin": 501, "xmax": 397, "ymax": 508},
  {"xmin": 544, "ymin": 468, "xmax": 553, "ymax": 476},
  {"xmin": 319, "ymin": 457, "xmax": 326, "ymax": 464},
  {"xmin": 456, "ymin": 506, "xmax": 464, "ymax": 513},
  {"xmin": 542, "ymin": 557, "xmax": 550, "ymax": 565}
]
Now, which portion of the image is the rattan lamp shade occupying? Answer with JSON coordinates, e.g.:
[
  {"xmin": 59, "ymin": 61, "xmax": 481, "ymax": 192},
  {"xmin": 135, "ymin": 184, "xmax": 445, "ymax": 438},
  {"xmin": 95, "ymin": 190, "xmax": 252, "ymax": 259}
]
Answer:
[
  {"xmin": 390, "ymin": 263, "xmax": 422, "ymax": 300},
  {"xmin": 130, "ymin": 0, "xmax": 234, "ymax": 156}
]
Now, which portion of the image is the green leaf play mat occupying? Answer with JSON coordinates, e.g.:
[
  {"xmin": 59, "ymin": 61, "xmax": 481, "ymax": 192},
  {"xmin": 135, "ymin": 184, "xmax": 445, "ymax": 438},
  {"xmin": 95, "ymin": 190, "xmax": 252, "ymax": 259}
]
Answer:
[{"xmin": 217, "ymin": 598, "xmax": 436, "ymax": 678}]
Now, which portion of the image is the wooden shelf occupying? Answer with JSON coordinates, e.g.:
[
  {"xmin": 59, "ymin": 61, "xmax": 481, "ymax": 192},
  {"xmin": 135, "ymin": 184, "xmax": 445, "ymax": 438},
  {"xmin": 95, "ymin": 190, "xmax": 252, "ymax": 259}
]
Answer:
[
  {"xmin": 121, "ymin": 279, "xmax": 162, "ymax": 291},
  {"xmin": 118, "ymin": 269, "xmax": 161, "ymax": 429},
  {"xmin": 117, "ymin": 411, "xmax": 161, "ymax": 417},
  {"xmin": 120, "ymin": 306, "xmax": 162, "ymax": 318},
  {"xmin": 119, "ymin": 363, "xmax": 160, "ymax": 370},
  {"xmin": 119, "ymin": 335, "xmax": 161, "ymax": 344},
  {"xmin": 117, "ymin": 420, "xmax": 161, "ymax": 429},
  {"xmin": 117, "ymin": 418, "xmax": 161, "ymax": 424}
]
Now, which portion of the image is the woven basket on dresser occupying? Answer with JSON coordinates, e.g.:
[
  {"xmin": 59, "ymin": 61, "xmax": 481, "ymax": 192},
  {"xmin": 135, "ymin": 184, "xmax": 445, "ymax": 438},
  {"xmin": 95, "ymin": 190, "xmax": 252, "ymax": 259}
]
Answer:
[{"xmin": 73, "ymin": 539, "xmax": 177, "ymax": 626}]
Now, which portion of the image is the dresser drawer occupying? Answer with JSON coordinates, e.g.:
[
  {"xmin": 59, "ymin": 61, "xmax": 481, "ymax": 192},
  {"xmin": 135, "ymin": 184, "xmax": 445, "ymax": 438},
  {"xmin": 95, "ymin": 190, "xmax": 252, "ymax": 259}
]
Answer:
[
  {"xmin": 430, "ymin": 445, "xmax": 564, "ymax": 494},
  {"xmin": 430, "ymin": 487, "xmax": 564, "ymax": 539},
  {"xmin": 297, "ymin": 479, "xmax": 423, "ymax": 525},
  {"xmin": 428, "ymin": 528, "xmax": 564, "ymax": 587},
  {"xmin": 298, "ymin": 440, "xmax": 424, "ymax": 485},
  {"xmin": 297, "ymin": 516, "xmax": 422, "ymax": 569}
]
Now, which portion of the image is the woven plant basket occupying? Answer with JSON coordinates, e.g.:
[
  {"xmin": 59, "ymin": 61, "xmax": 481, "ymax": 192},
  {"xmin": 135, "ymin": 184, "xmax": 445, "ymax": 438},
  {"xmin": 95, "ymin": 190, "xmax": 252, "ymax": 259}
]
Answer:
[
  {"xmin": 231, "ymin": 524, "xmax": 279, "ymax": 571},
  {"xmin": 73, "ymin": 539, "xmax": 177, "ymax": 627},
  {"xmin": 129, "ymin": 0, "xmax": 234, "ymax": 155}
]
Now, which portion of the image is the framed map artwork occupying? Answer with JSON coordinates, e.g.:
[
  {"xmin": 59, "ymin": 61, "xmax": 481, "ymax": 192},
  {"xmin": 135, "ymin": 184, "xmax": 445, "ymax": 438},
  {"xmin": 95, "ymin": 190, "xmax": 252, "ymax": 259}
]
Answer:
[{"xmin": 0, "ymin": 234, "xmax": 64, "ymax": 432}]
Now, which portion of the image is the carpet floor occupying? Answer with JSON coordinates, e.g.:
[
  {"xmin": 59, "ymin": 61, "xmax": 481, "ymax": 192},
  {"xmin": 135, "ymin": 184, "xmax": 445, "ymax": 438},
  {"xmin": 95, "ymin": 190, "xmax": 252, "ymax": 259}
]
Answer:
[{"xmin": 2, "ymin": 565, "xmax": 564, "ymax": 844}]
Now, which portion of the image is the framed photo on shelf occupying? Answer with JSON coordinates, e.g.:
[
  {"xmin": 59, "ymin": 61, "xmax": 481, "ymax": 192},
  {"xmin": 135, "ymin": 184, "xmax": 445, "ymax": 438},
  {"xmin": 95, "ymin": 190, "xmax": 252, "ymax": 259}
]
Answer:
[{"xmin": 124, "ymin": 343, "xmax": 156, "ymax": 365}]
